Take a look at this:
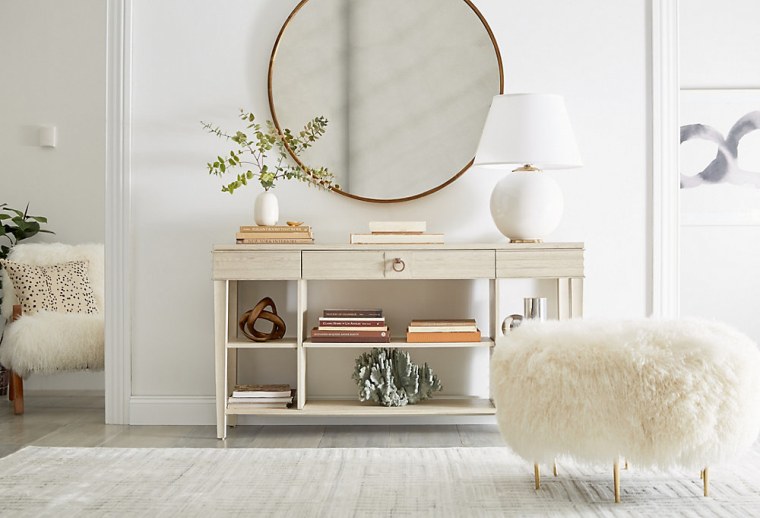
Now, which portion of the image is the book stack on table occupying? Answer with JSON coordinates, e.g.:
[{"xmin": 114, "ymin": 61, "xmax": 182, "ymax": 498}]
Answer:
[
  {"xmin": 406, "ymin": 319, "xmax": 481, "ymax": 343},
  {"xmin": 350, "ymin": 221, "xmax": 443, "ymax": 244},
  {"xmin": 236, "ymin": 225, "xmax": 313, "ymax": 244},
  {"xmin": 227, "ymin": 384, "xmax": 294, "ymax": 407},
  {"xmin": 310, "ymin": 309, "xmax": 391, "ymax": 343}
]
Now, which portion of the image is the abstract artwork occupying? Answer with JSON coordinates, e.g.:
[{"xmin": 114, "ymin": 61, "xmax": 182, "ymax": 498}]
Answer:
[{"xmin": 680, "ymin": 89, "xmax": 760, "ymax": 225}]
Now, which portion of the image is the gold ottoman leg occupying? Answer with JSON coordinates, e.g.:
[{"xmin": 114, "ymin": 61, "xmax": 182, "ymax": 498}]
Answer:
[
  {"xmin": 534, "ymin": 463, "xmax": 541, "ymax": 490},
  {"xmin": 702, "ymin": 467, "xmax": 709, "ymax": 497},
  {"xmin": 614, "ymin": 460, "xmax": 621, "ymax": 503}
]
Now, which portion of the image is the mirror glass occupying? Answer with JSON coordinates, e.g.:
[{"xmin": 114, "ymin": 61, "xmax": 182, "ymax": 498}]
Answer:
[{"xmin": 269, "ymin": 0, "xmax": 503, "ymax": 202}]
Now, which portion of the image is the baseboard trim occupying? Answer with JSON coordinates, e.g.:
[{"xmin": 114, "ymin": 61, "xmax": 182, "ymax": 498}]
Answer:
[
  {"xmin": 129, "ymin": 396, "xmax": 216, "ymax": 425},
  {"xmin": 128, "ymin": 396, "xmax": 497, "ymax": 426}
]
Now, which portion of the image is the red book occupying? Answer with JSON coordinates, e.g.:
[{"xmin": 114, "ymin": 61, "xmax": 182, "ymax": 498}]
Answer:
[{"xmin": 318, "ymin": 319, "xmax": 386, "ymax": 327}]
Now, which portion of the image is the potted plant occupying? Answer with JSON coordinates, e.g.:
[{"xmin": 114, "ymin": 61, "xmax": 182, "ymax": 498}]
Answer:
[
  {"xmin": 0, "ymin": 203, "xmax": 53, "ymax": 395},
  {"xmin": 202, "ymin": 110, "xmax": 336, "ymax": 225}
]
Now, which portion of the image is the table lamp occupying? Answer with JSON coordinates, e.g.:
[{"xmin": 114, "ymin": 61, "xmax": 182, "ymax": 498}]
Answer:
[{"xmin": 474, "ymin": 94, "xmax": 582, "ymax": 242}]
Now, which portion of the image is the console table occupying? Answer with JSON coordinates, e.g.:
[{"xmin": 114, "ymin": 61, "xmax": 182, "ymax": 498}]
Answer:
[{"xmin": 212, "ymin": 242, "xmax": 584, "ymax": 439}]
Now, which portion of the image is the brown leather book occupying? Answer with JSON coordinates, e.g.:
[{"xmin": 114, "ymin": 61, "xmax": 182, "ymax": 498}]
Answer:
[{"xmin": 310, "ymin": 328, "xmax": 390, "ymax": 343}]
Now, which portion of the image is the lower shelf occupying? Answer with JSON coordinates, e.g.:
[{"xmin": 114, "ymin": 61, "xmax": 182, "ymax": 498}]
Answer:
[{"xmin": 226, "ymin": 398, "xmax": 495, "ymax": 416}]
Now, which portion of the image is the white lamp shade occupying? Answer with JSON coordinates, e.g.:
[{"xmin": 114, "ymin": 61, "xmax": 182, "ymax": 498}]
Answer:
[{"xmin": 474, "ymin": 94, "xmax": 582, "ymax": 169}]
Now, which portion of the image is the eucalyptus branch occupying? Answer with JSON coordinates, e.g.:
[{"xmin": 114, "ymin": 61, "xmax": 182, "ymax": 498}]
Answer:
[{"xmin": 201, "ymin": 109, "xmax": 335, "ymax": 194}]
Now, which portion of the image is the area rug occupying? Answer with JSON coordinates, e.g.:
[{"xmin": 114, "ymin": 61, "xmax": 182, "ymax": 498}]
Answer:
[{"xmin": 1, "ymin": 446, "xmax": 759, "ymax": 517}]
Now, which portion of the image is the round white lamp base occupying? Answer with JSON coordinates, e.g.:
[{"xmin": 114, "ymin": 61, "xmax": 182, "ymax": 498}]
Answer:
[{"xmin": 490, "ymin": 171, "xmax": 564, "ymax": 242}]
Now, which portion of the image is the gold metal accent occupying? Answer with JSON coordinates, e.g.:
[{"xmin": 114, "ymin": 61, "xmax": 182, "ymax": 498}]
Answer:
[
  {"xmin": 534, "ymin": 463, "xmax": 541, "ymax": 490},
  {"xmin": 267, "ymin": 0, "xmax": 505, "ymax": 204},
  {"xmin": 392, "ymin": 258, "xmax": 406, "ymax": 272},
  {"xmin": 513, "ymin": 164, "xmax": 542, "ymax": 173},
  {"xmin": 286, "ymin": 221, "xmax": 303, "ymax": 227},
  {"xmin": 624, "ymin": 459, "xmax": 629, "ymax": 470},
  {"xmin": 553, "ymin": 460, "xmax": 558, "ymax": 477},
  {"xmin": 613, "ymin": 460, "xmax": 621, "ymax": 503},
  {"xmin": 702, "ymin": 467, "xmax": 709, "ymax": 497},
  {"xmin": 509, "ymin": 239, "xmax": 544, "ymax": 244}
]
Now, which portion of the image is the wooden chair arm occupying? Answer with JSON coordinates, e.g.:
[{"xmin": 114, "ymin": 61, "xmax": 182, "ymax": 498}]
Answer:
[{"xmin": 11, "ymin": 304, "xmax": 22, "ymax": 322}]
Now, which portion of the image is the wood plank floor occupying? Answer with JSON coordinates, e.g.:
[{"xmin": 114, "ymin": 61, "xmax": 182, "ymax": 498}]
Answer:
[{"xmin": 0, "ymin": 395, "xmax": 505, "ymax": 459}]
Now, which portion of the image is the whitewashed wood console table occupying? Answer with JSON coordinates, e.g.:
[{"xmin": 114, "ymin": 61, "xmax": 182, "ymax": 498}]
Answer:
[{"xmin": 213, "ymin": 242, "xmax": 584, "ymax": 439}]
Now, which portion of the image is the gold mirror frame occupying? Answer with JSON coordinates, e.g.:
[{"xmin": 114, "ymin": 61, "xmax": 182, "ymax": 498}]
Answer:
[{"xmin": 267, "ymin": 0, "xmax": 504, "ymax": 204}]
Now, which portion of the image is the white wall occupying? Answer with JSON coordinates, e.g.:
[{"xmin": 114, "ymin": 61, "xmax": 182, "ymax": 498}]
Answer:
[
  {"xmin": 129, "ymin": 0, "xmax": 649, "ymax": 414},
  {"xmin": 679, "ymin": 0, "xmax": 760, "ymax": 341},
  {"xmin": 0, "ymin": 0, "xmax": 106, "ymax": 391}
]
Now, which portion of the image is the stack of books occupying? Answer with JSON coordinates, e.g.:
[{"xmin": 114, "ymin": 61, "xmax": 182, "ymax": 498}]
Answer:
[
  {"xmin": 310, "ymin": 309, "xmax": 391, "ymax": 343},
  {"xmin": 236, "ymin": 225, "xmax": 314, "ymax": 244},
  {"xmin": 350, "ymin": 221, "xmax": 444, "ymax": 245},
  {"xmin": 406, "ymin": 319, "xmax": 481, "ymax": 343},
  {"xmin": 227, "ymin": 384, "xmax": 294, "ymax": 408}
]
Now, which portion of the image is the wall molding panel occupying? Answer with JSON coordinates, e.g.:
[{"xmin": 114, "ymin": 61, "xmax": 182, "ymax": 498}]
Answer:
[
  {"xmin": 105, "ymin": 0, "xmax": 132, "ymax": 425},
  {"xmin": 652, "ymin": 0, "xmax": 680, "ymax": 318}
]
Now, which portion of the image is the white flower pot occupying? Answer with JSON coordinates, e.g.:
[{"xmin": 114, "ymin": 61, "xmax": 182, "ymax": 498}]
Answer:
[{"xmin": 254, "ymin": 191, "xmax": 279, "ymax": 226}]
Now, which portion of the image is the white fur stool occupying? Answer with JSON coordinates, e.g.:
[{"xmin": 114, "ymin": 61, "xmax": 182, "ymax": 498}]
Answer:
[{"xmin": 491, "ymin": 318, "xmax": 760, "ymax": 502}]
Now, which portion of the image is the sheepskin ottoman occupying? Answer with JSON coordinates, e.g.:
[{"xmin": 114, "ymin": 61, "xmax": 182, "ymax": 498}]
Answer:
[{"xmin": 491, "ymin": 318, "xmax": 760, "ymax": 502}]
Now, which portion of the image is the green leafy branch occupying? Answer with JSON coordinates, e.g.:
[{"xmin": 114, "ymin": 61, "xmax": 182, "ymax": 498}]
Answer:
[{"xmin": 201, "ymin": 110, "xmax": 337, "ymax": 194}]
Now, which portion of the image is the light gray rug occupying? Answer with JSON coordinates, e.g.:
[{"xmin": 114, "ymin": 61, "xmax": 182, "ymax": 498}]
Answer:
[{"xmin": 1, "ymin": 445, "xmax": 759, "ymax": 517}]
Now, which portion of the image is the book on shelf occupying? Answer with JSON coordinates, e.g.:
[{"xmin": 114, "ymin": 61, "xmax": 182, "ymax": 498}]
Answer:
[
  {"xmin": 236, "ymin": 237, "xmax": 314, "ymax": 244},
  {"xmin": 407, "ymin": 319, "xmax": 478, "ymax": 333},
  {"xmin": 322, "ymin": 309, "xmax": 383, "ymax": 318},
  {"xmin": 239, "ymin": 225, "xmax": 311, "ymax": 233},
  {"xmin": 310, "ymin": 328, "xmax": 391, "ymax": 343},
  {"xmin": 368, "ymin": 221, "xmax": 426, "ymax": 233},
  {"xmin": 318, "ymin": 317, "xmax": 385, "ymax": 325},
  {"xmin": 232, "ymin": 384, "xmax": 292, "ymax": 398},
  {"xmin": 350, "ymin": 233, "xmax": 444, "ymax": 245},
  {"xmin": 236, "ymin": 231, "xmax": 312, "ymax": 240},
  {"xmin": 408, "ymin": 325, "xmax": 478, "ymax": 333},
  {"xmin": 318, "ymin": 326, "xmax": 388, "ymax": 332},
  {"xmin": 406, "ymin": 330, "xmax": 482, "ymax": 343},
  {"xmin": 227, "ymin": 395, "xmax": 293, "ymax": 404},
  {"xmin": 410, "ymin": 319, "xmax": 476, "ymax": 326}
]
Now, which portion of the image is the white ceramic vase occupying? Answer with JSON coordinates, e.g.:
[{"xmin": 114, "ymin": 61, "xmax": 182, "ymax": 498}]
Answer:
[{"xmin": 254, "ymin": 191, "xmax": 279, "ymax": 226}]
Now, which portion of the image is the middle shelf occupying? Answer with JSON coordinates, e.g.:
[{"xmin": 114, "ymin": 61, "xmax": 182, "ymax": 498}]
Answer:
[
  {"xmin": 303, "ymin": 337, "xmax": 494, "ymax": 348},
  {"xmin": 226, "ymin": 337, "xmax": 495, "ymax": 349}
]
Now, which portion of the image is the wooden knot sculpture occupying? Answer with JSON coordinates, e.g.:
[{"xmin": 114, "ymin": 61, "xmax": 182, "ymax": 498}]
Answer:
[{"xmin": 238, "ymin": 297, "xmax": 286, "ymax": 342}]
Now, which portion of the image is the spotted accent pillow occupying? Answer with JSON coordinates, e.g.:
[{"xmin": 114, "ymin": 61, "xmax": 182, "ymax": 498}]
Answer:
[{"xmin": 0, "ymin": 259, "xmax": 98, "ymax": 315}]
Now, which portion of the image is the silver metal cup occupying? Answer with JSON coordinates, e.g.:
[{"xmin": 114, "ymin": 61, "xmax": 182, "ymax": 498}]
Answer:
[
  {"xmin": 502, "ymin": 297, "xmax": 548, "ymax": 334},
  {"xmin": 523, "ymin": 297, "xmax": 547, "ymax": 321}
]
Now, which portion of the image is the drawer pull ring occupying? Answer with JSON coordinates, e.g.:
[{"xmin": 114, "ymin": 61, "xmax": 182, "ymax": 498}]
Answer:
[{"xmin": 392, "ymin": 258, "xmax": 406, "ymax": 272}]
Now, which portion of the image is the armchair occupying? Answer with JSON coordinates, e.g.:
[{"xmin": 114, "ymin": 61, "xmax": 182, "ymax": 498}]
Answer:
[{"xmin": 0, "ymin": 243, "xmax": 104, "ymax": 414}]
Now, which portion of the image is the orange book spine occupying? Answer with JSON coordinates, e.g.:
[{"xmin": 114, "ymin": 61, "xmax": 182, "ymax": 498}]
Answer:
[{"xmin": 406, "ymin": 330, "xmax": 481, "ymax": 343}]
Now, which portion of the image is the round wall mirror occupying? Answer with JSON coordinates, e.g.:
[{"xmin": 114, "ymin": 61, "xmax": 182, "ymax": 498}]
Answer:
[{"xmin": 268, "ymin": 0, "xmax": 503, "ymax": 203}]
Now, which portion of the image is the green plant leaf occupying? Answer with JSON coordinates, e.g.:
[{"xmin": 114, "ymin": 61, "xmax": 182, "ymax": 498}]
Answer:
[{"xmin": 202, "ymin": 110, "xmax": 335, "ymax": 194}]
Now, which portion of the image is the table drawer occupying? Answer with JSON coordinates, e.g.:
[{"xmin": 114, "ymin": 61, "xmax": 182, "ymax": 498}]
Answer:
[
  {"xmin": 302, "ymin": 250, "xmax": 495, "ymax": 279},
  {"xmin": 212, "ymin": 251, "xmax": 302, "ymax": 280},
  {"xmin": 302, "ymin": 251, "xmax": 385, "ymax": 279},
  {"xmin": 497, "ymin": 249, "xmax": 584, "ymax": 278},
  {"xmin": 386, "ymin": 250, "xmax": 494, "ymax": 279}
]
